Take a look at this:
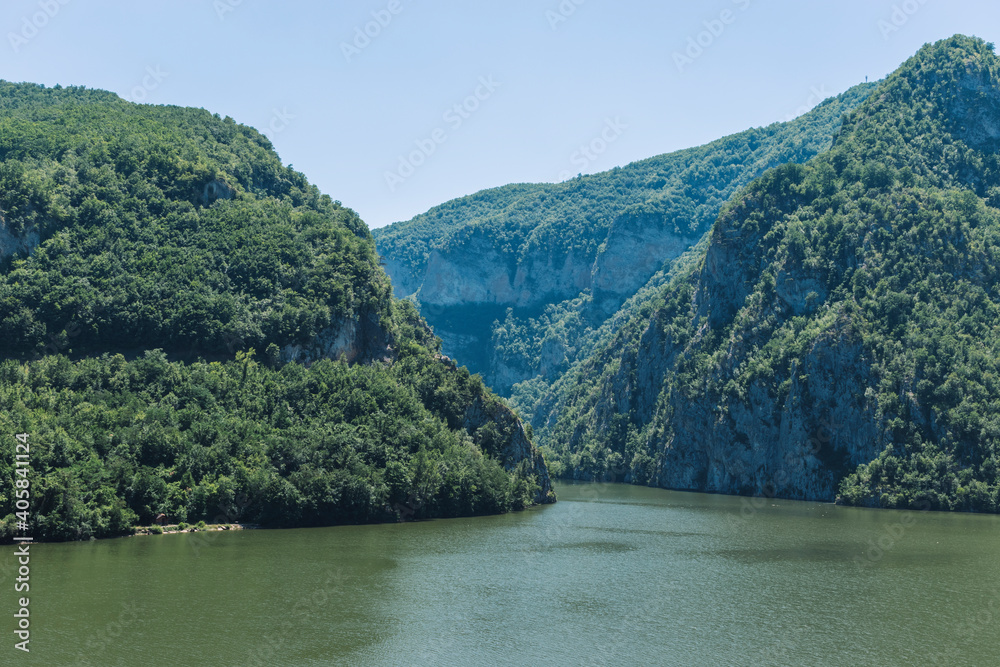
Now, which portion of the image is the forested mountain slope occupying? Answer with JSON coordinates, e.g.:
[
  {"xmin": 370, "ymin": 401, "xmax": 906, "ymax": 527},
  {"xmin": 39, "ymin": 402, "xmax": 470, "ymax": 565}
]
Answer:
[
  {"xmin": 0, "ymin": 82, "xmax": 551, "ymax": 542},
  {"xmin": 532, "ymin": 35, "xmax": 1000, "ymax": 513},
  {"xmin": 374, "ymin": 83, "xmax": 876, "ymax": 392}
]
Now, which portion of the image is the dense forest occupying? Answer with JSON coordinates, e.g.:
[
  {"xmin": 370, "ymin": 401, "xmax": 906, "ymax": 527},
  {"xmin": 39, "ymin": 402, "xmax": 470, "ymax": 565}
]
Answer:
[
  {"xmin": 8, "ymin": 33, "xmax": 999, "ymax": 543},
  {"xmin": 0, "ymin": 83, "xmax": 386, "ymax": 358},
  {"xmin": 0, "ymin": 83, "xmax": 551, "ymax": 542},
  {"xmin": 375, "ymin": 83, "xmax": 876, "ymax": 392},
  {"xmin": 524, "ymin": 36, "xmax": 1000, "ymax": 513},
  {"xmin": 374, "ymin": 82, "xmax": 875, "ymax": 285}
]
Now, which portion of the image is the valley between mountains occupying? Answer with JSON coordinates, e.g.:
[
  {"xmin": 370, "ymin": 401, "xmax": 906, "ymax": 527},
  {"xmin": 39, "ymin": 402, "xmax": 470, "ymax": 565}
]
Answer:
[
  {"xmin": 3, "ymin": 36, "xmax": 1000, "ymax": 544},
  {"xmin": 377, "ymin": 35, "xmax": 1000, "ymax": 514}
]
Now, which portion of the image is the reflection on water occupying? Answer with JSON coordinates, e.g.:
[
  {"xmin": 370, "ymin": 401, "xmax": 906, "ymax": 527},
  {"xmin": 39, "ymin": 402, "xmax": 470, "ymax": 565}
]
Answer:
[{"xmin": 7, "ymin": 482, "xmax": 1000, "ymax": 666}]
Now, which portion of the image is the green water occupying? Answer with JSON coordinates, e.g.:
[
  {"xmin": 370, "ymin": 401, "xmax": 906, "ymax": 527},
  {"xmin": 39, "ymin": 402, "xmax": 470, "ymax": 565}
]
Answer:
[{"xmin": 5, "ymin": 482, "xmax": 1000, "ymax": 666}]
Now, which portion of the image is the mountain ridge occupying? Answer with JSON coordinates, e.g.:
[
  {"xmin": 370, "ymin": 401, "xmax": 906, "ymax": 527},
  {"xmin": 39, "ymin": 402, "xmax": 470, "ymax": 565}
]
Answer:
[
  {"xmin": 0, "ymin": 80, "xmax": 552, "ymax": 542},
  {"xmin": 529, "ymin": 35, "xmax": 1000, "ymax": 513},
  {"xmin": 375, "ymin": 82, "xmax": 877, "ymax": 393}
]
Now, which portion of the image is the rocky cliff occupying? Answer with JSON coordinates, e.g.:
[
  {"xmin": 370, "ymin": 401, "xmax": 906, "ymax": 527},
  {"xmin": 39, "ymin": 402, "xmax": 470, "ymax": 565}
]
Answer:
[
  {"xmin": 530, "ymin": 36, "xmax": 1000, "ymax": 513},
  {"xmin": 278, "ymin": 309, "xmax": 394, "ymax": 365},
  {"xmin": 0, "ymin": 80, "xmax": 553, "ymax": 542},
  {"xmin": 462, "ymin": 390, "xmax": 554, "ymax": 503},
  {"xmin": 0, "ymin": 216, "xmax": 39, "ymax": 263},
  {"xmin": 375, "ymin": 83, "xmax": 876, "ymax": 393}
]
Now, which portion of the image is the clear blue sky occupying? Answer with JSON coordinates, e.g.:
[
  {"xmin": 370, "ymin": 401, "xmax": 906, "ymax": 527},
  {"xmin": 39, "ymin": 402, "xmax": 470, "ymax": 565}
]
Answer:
[{"xmin": 1, "ymin": 1, "xmax": 997, "ymax": 228}]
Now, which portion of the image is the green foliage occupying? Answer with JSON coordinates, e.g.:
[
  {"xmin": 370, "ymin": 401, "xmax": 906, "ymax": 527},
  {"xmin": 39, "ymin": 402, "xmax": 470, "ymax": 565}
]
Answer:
[
  {"xmin": 375, "ymin": 82, "xmax": 875, "ymax": 281},
  {"xmin": 0, "ymin": 350, "xmax": 546, "ymax": 541},
  {"xmin": 0, "ymin": 81, "xmax": 550, "ymax": 542},
  {"xmin": 375, "ymin": 80, "xmax": 876, "ymax": 390},
  {"xmin": 529, "ymin": 35, "xmax": 1000, "ymax": 512},
  {"xmin": 0, "ymin": 81, "xmax": 387, "ymax": 359}
]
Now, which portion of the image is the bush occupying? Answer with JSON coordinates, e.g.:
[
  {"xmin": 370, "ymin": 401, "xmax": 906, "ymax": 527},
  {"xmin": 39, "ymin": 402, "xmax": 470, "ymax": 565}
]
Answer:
[{"xmin": 0, "ymin": 77, "xmax": 553, "ymax": 544}]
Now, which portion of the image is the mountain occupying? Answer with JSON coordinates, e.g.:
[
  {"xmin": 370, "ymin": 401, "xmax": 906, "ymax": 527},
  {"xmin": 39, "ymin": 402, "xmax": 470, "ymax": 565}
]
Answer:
[
  {"xmin": 373, "ymin": 82, "xmax": 876, "ymax": 393},
  {"xmin": 0, "ymin": 82, "xmax": 551, "ymax": 542},
  {"xmin": 528, "ymin": 35, "xmax": 1000, "ymax": 513}
]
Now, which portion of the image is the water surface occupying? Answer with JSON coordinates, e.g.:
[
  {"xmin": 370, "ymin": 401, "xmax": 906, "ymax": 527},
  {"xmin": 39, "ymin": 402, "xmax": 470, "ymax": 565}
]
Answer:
[{"xmin": 7, "ymin": 482, "xmax": 1000, "ymax": 665}]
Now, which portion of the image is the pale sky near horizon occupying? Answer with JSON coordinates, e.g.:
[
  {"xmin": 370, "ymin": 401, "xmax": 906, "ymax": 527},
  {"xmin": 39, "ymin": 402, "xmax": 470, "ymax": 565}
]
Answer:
[{"xmin": 0, "ymin": 1, "xmax": 997, "ymax": 229}]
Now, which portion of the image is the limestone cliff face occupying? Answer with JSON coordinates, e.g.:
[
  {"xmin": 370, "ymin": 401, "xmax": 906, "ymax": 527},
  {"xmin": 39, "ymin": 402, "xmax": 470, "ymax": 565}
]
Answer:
[
  {"xmin": 382, "ymin": 256, "xmax": 423, "ymax": 299},
  {"xmin": 409, "ymin": 220, "xmax": 696, "ymax": 314},
  {"xmin": 547, "ymin": 276, "xmax": 886, "ymax": 502},
  {"xmin": 284, "ymin": 308, "xmax": 553, "ymax": 499},
  {"xmin": 947, "ymin": 65, "xmax": 1000, "ymax": 149},
  {"xmin": 592, "ymin": 211, "xmax": 700, "ymax": 315},
  {"xmin": 646, "ymin": 210, "xmax": 882, "ymax": 499},
  {"xmin": 0, "ymin": 217, "xmax": 39, "ymax": 262},
  {"xmin": 649, "ymin": 320, "xmax": 884, "ymax": 501},
  {"xmin": 463, "ymin": 393, "xmax": 554, "ymax": 503},
  {"xmin": 279, "ymin": 309, "xmax": 393, "ymax": 365},
  {"xmin": 389, "ymin": 215, "xmax": 703, "ymax": 394},
  {"xmin": 417, "ymin": 231, "xmax": 593, "ymax": 309}
]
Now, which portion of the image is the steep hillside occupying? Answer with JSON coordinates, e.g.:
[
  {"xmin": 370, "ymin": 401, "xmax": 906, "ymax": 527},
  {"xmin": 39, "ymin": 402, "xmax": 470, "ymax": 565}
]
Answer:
[
  {"xmin": 374, "ymin": 83, "xmax": 876, "ymax": 392},
  {"xmin": 0, "ymin": 82, "xmax": 551, "ymax": 542},
  {"xmin": 532, "ymin": 35, "xmax": 1000, "ymax": 513}
]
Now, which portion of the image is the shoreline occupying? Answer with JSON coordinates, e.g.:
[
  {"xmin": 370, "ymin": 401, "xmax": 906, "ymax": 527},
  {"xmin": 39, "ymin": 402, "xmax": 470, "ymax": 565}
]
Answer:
[
  {"xmin": 2, "ymin": 501, "xmax": 558, "ymax": 545},
  {"xmin": 131, "ymin": 523, "xmax": 261, "ymax": 537}
]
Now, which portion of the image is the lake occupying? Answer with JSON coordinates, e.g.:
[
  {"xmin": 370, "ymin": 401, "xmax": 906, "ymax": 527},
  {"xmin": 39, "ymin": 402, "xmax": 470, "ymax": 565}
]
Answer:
[{"xmin": 6, "ymin": 482, "xmax": 1000, "ymax": 666}]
